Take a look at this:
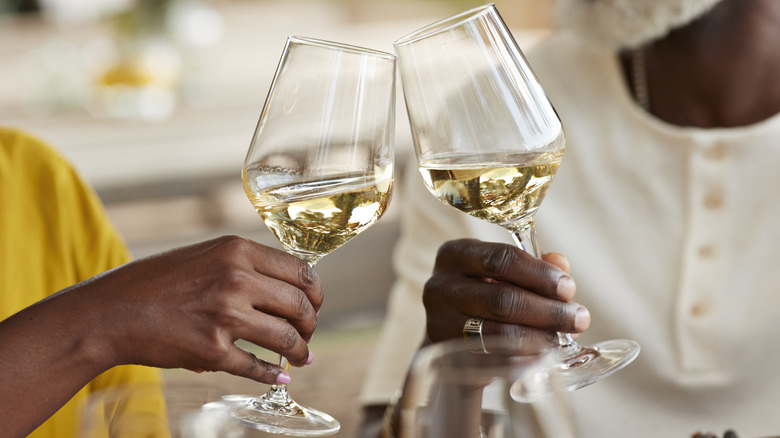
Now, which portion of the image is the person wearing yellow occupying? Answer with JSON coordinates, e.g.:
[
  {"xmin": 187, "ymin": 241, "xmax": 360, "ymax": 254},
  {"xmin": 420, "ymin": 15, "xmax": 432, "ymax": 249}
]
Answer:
[
  {"xmin": 0, "ymin": 127, "xmax": 167, "ymax": 437},
  {"xmin": 0, "ymin": 127, "xmax": 323, "ymax": 437}
]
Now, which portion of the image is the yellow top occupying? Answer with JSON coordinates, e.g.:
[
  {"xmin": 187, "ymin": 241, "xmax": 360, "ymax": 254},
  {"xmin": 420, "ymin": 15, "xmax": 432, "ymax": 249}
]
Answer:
[{"xmin": 0, "ymin": 127, "xmax": 169, "ymax": 437}]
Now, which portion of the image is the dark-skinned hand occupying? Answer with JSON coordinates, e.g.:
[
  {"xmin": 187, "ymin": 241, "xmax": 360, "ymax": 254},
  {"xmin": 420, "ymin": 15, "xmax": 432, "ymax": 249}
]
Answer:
[
  {"xmin": 422, "ymin": 239, "xmax": 590, "ymax": 352},
  {"xmin": 0, "ymin": 235, "xmax": 322, "ymax": 437},
  {"xmin": 73, "ymin": 235, "xmax": 323, "ymax": 379}
]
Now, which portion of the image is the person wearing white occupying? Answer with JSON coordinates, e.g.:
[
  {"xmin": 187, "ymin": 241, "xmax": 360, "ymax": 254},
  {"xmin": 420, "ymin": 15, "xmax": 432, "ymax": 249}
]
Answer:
[{"xmin": 359, "ymin": 0, "xmax": 780, "ymax": 436}]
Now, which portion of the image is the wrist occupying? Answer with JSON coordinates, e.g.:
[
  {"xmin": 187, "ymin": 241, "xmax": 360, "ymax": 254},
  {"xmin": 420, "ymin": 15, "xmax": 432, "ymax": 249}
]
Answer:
[
  {"xmin": 44, "ymin": 282, "xmax": 120, "ymax": 372},
  {"xmin": 0, "ymin": 286, "xmax": 116, "ymax": 437}
]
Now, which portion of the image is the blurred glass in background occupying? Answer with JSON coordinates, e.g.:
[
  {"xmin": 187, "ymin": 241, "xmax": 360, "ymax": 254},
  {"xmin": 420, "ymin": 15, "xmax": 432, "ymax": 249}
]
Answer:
[
  {"xmin": 0, "ymin": 0, "xmax": 552, "ymax": 122},
  {"xmin": 2, "ymin": 0, "xmax": 224, "ymax": 121}
]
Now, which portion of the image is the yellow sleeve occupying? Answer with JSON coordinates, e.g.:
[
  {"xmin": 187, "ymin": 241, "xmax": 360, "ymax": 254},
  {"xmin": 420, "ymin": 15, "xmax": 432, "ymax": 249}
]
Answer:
[
  {"xmin": 80, "ymin": 367, "xmax": 170, "ymax": 438},
  {"xmin": 0, "ymin": 128, "xmax": 169, "ymax": 438}
]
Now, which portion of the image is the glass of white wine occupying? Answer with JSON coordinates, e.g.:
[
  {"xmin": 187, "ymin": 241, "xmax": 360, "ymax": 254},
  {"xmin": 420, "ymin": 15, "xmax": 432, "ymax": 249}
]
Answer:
[
  {"xmin": 227, "ymin": 36, "xmax": 395, "ymax": 436},
  {"xmin": 394, "ymin": 4, "xmax": 639, "ymax": 392}
]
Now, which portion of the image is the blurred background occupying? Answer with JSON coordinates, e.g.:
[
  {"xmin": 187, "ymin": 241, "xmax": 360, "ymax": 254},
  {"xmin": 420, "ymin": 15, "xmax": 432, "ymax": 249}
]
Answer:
[{"xmin": 0, "ymin": 0, "xmax": 552, "ymax": 435}]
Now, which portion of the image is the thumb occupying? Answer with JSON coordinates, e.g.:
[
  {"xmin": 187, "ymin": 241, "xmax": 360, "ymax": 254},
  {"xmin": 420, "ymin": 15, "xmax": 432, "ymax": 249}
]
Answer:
[
  {"xmin": 542, "ymin": 252, "xmax": 571, "ymax": 274},
  {"xmin": 217, "ymin": 348, "xmax": 291, "ymax": 386}
]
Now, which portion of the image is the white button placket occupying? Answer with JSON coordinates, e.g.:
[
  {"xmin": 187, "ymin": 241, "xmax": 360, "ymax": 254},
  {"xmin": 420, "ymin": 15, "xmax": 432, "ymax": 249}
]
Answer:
[{"xmin": 674, "ymin": 140, "xmax": 730, "ymax": 383}]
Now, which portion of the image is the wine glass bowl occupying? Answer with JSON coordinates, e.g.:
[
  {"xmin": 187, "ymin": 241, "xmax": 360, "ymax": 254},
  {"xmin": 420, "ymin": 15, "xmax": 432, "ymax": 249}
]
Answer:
[
  {"xmin": 395, "ymin": 3, "xmax": 639, "ymax": 393},
  {"xmin": 215, "ymin": 36, "xmax": 396, "ymax": 436},
  {"xmin": 242, "ymin": 37, "xmax": 396, "ymax": 267},
  {"xmin": 416, "ymin": 149, "xmax": 563, "ymax": 232},
  {"xmin": 400, "ymin": 336, "xmax": 578, "ymax": 438},
  {"xmin": 243, "ymin": 150, "xmax": 394, "ymax": 266}
]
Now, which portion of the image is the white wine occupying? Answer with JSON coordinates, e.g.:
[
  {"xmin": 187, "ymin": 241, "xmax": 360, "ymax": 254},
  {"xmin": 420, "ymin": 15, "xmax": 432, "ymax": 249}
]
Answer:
[
  {"xmin": 244, "ymin": 167, "xmax": 393, "ymax": 264},
  {"xmin": 418, "ymin": 151, "xmax": 562, "ymax": 231}
]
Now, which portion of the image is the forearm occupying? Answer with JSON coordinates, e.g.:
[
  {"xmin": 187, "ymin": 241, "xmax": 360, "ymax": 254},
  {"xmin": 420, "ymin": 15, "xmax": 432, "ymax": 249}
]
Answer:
[
  {"xmin": 0, "ymin": 235, "xmax": 327, "ymax": 436},
  {"xmin": 0, "ymin": 288, "xmax": 113, "ymax": 437}
]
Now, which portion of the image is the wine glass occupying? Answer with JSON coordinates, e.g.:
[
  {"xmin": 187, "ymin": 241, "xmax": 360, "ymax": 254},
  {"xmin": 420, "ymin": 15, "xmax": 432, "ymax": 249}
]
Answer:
[
  {"xmin": 221, "ymin": 36, "xmax": 395, "ymax": 436},
  {"xmin": 393, "ymin": 4, "xmax": 639, "ymax": 392},
  {"xmin": 399, "ymin": 336, "xmax": 577, "ymax": 438}
]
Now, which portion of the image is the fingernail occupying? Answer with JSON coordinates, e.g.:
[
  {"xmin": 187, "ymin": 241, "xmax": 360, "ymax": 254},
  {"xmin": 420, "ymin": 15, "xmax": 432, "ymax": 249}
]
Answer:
[
  {"xmin": 557, "ymin": 275, "xmax": 576, "ymax": 301},
  {"xmin": 574, "ymin": 305, "xmax": 590, "ymax": 332},
  {"xmin": 276, "ymin": 372, "xmax": 291, "ymax": 385},
  {"xmin": 306, "ymin": 336, "xmax": 313, "ymax": 344},
  {"xmin": 305, "ymin": 351, "xmax": 314, "ymax": 365}
]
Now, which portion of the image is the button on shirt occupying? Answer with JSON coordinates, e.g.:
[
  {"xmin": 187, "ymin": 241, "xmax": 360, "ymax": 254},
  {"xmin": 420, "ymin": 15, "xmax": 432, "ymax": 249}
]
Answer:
[
  {"xmin": 360, "ymin": 34, "xmax": 780, "ymax": 437},
  {"xmin": 677, "ymin": 135, "xmax": 730, "ymax": 382}
]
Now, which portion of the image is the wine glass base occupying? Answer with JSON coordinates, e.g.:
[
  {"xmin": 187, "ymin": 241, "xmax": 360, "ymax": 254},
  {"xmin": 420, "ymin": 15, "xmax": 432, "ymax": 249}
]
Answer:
[
  {"xmin": 200, "ymin": 393, "xmax": 341, "ymax": 437},
  {"xmin": 233, "ymin": 397, "xmax": 341, "ymax": 436},
  {"xmin": 556, "ymin": 339, "xmax": 640, "ymax": 392}
]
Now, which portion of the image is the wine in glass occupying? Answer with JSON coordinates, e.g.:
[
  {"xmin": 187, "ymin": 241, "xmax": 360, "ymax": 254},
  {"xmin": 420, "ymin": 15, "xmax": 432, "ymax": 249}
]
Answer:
[
  {"xmin": 394, "ymin": 4, "xmax": 639, "ymax": 392},
  {"xmin": 227, "ymin": 36, "xmax": 395, "ymax": 436}
]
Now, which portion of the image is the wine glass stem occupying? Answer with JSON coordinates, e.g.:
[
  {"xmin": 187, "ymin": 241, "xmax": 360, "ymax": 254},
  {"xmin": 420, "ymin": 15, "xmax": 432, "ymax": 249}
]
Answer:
[
  {"xmin": 511, "ymin": 220, "xmax": 542, "ymax": 258},
  {"xmin": 510, "ymin": 220, "xmax": 580, "ymax": 351},
  {"xmin": 279, "ymin": 355, "xmax": 291, "ymax": 372},
  {"xmin": 266, "ymin": 258, "xmax": 319, "ymax": 397},
  {"xmin": 259, "ymin": 355, "xmax": 293, "ymax": 406}
]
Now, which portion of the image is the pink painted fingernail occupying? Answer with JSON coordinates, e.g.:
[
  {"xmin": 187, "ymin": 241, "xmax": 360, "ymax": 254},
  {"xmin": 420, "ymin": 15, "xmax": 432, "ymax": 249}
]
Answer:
[
  {"xmin": 305, "ymin": 351, "xmax": 314, "ymax": 365},
  {"xmin": 276, "ymin": 372, "xmax": 291, "ymax": 385}
]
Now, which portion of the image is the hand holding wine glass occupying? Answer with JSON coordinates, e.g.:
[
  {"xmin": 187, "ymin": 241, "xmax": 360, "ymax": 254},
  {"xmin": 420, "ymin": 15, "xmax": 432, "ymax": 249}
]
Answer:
[
  {"xmin": 394, "ymin": 4, "xmax": 639, "ymax": 392},
  {"xmin": 210, "ymin": 36, "xmax": 396, "ymax": 436}
]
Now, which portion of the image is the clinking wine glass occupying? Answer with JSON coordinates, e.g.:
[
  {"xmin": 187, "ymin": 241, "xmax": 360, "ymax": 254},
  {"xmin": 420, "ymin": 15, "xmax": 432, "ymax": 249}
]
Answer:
[
  {"xmin": 394, "ymin": 4, "xmax": 639, "ymax": 392},
  {"xmin": 224, "ymin": 36, "xmax": 395, "ymax": 436}
]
